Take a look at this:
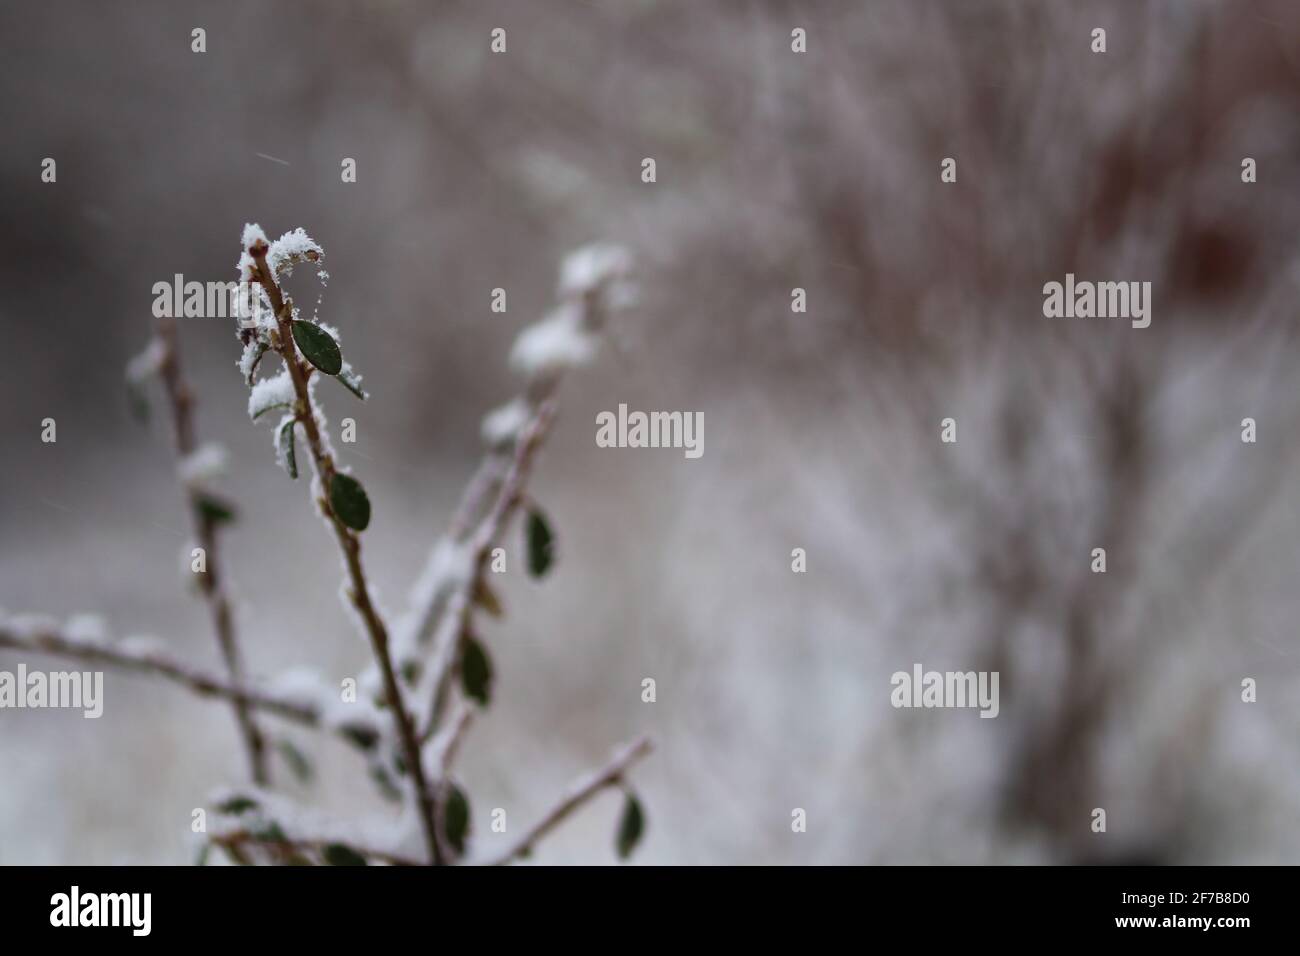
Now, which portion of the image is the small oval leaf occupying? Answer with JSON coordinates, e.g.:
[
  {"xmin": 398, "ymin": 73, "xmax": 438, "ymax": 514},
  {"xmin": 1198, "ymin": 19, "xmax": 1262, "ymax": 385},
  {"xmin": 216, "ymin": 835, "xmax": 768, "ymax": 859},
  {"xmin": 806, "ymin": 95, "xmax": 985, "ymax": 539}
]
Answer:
[
  {"xmin": 323, "ymin": 843, "xmax": 368, "ymax": 866},
  {"xmin": 460, "ymin": 634, "xmax": 493, "ymax": 707},
  {"xmin": 445, "ymin": 783, "xmax": 471, "ymax": 856},
  {"xmin": 526, "ymin": 508, "xmax": 555, "ymax": 578},
  {"xmin": 616, "ymin": 792, "xmax": 645, "ymax": 860},
  {"xmin": 216, "ymin": 795, "xmax": 260, "ymax": 815},
  {"xmin": 276, "ymin": 417, "xmax": 299, "ymax": 479},
  {"xmin": 329, "ymin": 472, "xmax": 371, "ymax": 531},
  {"xmin": 340, "ymin": 723, "xmax": 379, "ymax": 751},
  {"xmin": 196, "ymin": 493, "xmax": 237, "ymax": 527},
  {"xmin": 292, "ymin": 320, "xmax": 342, "ymax": 376},
  {"xmin": 276, "ymin": 738, "xmax": 313, "ymax": 782}
]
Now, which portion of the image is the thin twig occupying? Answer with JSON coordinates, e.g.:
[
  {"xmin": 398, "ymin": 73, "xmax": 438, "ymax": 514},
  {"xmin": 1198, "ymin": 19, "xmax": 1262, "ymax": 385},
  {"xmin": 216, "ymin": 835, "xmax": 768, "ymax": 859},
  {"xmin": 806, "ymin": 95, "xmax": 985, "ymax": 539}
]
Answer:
[
  {"xmin": 428, "ymin": 700, "xmax": 475, "ymax": 778},
  {"xmin": 156, "ymin": 315, "xmax": 269, "ymax": 785},
  {"xmin": 248, "ymin": 235, "xmax": 442, "ymax": 865},
  {"xmin": 421, "ymin": 402, "xmax": 558, "ymax": 739},
  {"xmin": 0, "ymin": 620, "xmax": 317, "ymax": 725},
  {"xmin": 485, "ymin": 736, "xmax": 653, "ymax": 866}
]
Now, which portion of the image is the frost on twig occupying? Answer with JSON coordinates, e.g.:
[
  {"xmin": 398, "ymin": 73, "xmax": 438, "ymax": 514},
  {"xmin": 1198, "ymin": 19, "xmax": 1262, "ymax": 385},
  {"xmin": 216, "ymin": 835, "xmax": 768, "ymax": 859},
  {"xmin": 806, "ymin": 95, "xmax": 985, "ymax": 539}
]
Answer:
[
  {"xmin": 205, "ymin": 788, "xmax": 417, "ymax": 867},
  {"xmin": 6, "ymin": 229, "xmax": 651, "ymax": 865},
  {"xmin": 0, "ymin": 613, "xmax": 309, "ymax": 725},
  {"xmin": 394, "ymin": 241, "xmax": 636, "ymax": 684},
  {"xmin": 238, "ymin": 224, "xmax": 441, "ymax": 864},
  {"xmin": 125, "ymin": 314, "xmax": 270, "ymax": 783}
]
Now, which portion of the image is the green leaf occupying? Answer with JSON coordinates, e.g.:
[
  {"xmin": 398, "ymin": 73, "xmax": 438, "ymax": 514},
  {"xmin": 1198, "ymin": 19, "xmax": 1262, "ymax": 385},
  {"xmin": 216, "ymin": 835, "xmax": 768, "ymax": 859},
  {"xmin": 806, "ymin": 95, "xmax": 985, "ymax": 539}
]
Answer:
[
  {"xmin": 194, "ymin": 843, "xmax": 211, "ymax": 867},
  {"xmin": 276, "ymin": 738, "xmax": 313, "ymax": 782},
  {"xmin": 252, "ymin": 820, "xmax": 288, "ymax": 843},
  {"xmin": 337, "ymin": 365, "xmax": 367, "ymax": 400},
  {"xmin": 341, "ymin": 723, "xmax": 379, "ymax": 751},
  {"xmin": 276, "ymin": 417, "xmax": 298, "ymax": 479},
  {"xmin": 329, "ymin": 472, "xmax": 371, "ymax": 531},
  {"xmin": 459, "ymin": 633, "xmax": 493, "ymax": 707},
  {"xmin": 216, "ymin": 795, "xmax": 260, "ymax": 815},
  {"xmin": 292, "ymin": 320, "xmax": 342, "ymax": 376},
  {"xmin": 444, "ymin": 783, "xmax": 470, "ymax": 856},
  {"xmin": 195, "ymin": 493, "xmax": 237, "ymax": 527},
  {"xmin": 616, "ymin": 791, "xmax": 645, "ymax": 860},
  {"xmin": 322, "ymin": 843, "xmax": 368, "ymax": 866},
  {"xmin": 368, "ymin": 764, "xmax": 402, "ymax": 802},
  {"xmin": 526, "ymin": 508, "xmax": 555, "ymax": 578}
]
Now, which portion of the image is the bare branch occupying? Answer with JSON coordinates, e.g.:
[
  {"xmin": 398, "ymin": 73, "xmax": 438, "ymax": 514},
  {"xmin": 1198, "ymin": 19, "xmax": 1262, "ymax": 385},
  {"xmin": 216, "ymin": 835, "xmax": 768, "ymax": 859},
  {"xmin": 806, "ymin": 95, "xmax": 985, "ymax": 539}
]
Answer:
[
  {"xmin": 428, "ymin": 700, "xmax": 474, "ymax": 777},
  {"xmin": 155, "ymin": 315, "xmax": 269, "ymax": 785},
  {"xmin": 485, "ymin": 736, "xmax": 653, "ymax": 866}
]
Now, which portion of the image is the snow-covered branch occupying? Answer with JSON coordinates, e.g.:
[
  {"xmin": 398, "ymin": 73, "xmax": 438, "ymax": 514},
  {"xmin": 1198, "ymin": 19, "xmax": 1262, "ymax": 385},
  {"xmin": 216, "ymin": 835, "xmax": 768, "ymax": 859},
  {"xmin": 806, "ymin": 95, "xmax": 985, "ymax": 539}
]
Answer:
[
  {"xmin": 210, "ymin": 829, "xmax": 424, "ymax": 867},
  {"xmin": 420, "ymin": 400, "xmax": 558, "ymax": 739},
  {"xmin": 243, "ymin": 226, "xmax": 442, "ymax": 865},
  {"xmin": 152, "ymin": 314, "xmax": 270, "ymax": 784},
  {"xmin": 6, "ymin": 228, "xmax": 651, "ymax": 866},
  {"xmin": 0, "ymin": 614, "xmax": 316, "ymax": 726}
]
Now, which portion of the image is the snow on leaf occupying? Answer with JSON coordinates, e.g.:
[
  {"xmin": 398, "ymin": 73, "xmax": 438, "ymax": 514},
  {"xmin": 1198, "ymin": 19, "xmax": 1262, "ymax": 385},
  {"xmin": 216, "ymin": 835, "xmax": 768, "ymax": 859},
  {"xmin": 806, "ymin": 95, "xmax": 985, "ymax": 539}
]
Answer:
[
  {"xmin": 248, "ymin": 369, "xmax": 296, "ymax": 420},
  {"xmin": 275, "ymin": 415, "xmax": 299, "ymax": 479},
  {"xmin": 125, "ymin": 338, "xmax": 165, "ymax": 385},
  {"xmin": 480, "ymin": 397, "xmax": 531, "ymax": 447},
  {"xmin": 267, "ymin": 228, "xmax": 323, "ymax": 278},
  {"xmin": 124, "ymin": 338, "xmax": 166, "ymax": 422},
  {"xmin": 177, "ymin": 442, "xmax": 229, "ymax": 487},
  {"xmin": 337, "ymin": 361, "xmax": 367, "ymax": 400},
  {"xmin": 509, "ymin": 303, "xmax": 598, "ymax": 379},
  {"xmin": 558, "ymin": 242, "xmax": 633, "ymax": 299},
  {"xmin": 238, "ymin": 339, "xmax": 268, "ymax": 386}
]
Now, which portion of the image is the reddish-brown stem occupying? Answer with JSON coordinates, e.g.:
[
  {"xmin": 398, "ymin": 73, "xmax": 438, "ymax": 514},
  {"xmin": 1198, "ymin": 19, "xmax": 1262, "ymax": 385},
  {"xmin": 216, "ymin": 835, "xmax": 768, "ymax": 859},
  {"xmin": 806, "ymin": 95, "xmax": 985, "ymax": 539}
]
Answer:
[
  {"xmin": 157, "ymin": 315, "xmax": 269, "ymax": 785},
  {"xmin": 485, "ymin": 736, "xmax": 653, "ymax": 865},
  {"xmin": 249, "ymin": 239, "xmax": 442, "ymax": 865},
  {"xmin": 0, "ymin": 620, "xmax": 315, "ymax": 725}
]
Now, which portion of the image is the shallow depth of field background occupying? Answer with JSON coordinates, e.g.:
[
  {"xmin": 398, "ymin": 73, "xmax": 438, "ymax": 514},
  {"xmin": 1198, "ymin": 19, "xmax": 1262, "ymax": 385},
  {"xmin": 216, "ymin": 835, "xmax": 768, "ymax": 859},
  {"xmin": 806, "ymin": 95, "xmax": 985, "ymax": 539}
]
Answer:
[{"xmin": 3, "ymin": 0, "xmax": 1300, "ymax": 864}]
